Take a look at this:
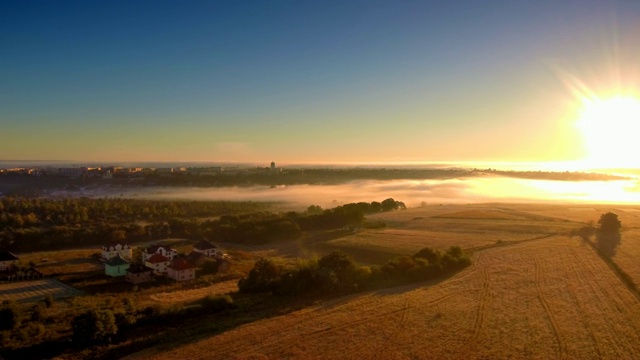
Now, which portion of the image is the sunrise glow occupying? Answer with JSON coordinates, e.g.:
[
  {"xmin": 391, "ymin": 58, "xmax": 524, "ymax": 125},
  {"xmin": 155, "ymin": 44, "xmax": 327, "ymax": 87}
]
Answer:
[{"xmin": 576, "ymin": 96, "xmax": 640, "ymax": 168}]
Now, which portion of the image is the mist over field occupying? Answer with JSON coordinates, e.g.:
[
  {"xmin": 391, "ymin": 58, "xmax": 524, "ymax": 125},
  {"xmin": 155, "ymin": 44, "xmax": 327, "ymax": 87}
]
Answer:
[{"xmin": 52, "ymin": 176, "xmax": 640, "ymax": 208}]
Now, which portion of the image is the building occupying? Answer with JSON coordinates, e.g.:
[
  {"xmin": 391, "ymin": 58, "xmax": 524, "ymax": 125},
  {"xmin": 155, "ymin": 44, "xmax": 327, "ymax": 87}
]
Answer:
[
  {"xmin": 167, "ymin": 258, "xmax": 196, "ymax": 282},
  {"xmin": 105, "ymin": 255, "xmax": 130, "ymax": 277},
  {"xmin": 125, "ymin": 264, "xmax": 154, "ymax": 284},
  {"xmin": 192, "ymin": 240, "xmax": 219, "ymax": 258},
  {"xmin": 145, "ymin": 253, "xmax": 171, "ymax": 274},
  {"xmin": 101, "ymin": 242, "xmax": 132, "ymax": 261},
  {"xmin": 0, "ymin": 251, "xmax": 19, "ymax": 271},
  {"xmin": 142, "ymin": 245, "xmax": 178, "ymax": 262}
]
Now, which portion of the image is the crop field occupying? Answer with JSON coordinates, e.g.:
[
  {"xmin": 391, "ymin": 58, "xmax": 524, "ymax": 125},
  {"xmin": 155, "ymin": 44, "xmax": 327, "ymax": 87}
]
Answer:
[
  {"xmin": 0, "ymin": 278, "xmax": 84, "ymax": 302},
  {"xmin": 126, "ymin": 235, "xmax": 640, "ymax": 360},
  {"xmin": 326, "ymin": 205, "xmax": 581, "ymax": 257}
]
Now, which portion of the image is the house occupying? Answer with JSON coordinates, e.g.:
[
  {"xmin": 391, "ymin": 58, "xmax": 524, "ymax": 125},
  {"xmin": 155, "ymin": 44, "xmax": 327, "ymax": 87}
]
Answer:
[
  {"xmin": 105, "ymin": 255, "xmax": 130, "ymax": 277},
  {"xmin": 142, "ymin": 245, "xmax": 178, "ymax": 262},
  {"xmin": 125, "ymin": 264, "xmax": 154, "ymax": 284},
  {"xmin": 145, "ymin": 253, "xmax": 171, "ymax": 274},
  {"xmin": 0, "ymin": 251, "xmax": 19, "ymax": 271},
  {"xmin": 167, "ymin": 258, "xmax": 196, "ymax": 282},
  {"xmin": 193, "ymin": 240, "xmax": 219, "ymax": 258},
  {"xmin": 101, "ymin": 242, "xmax": 132, "ymax": 261}
]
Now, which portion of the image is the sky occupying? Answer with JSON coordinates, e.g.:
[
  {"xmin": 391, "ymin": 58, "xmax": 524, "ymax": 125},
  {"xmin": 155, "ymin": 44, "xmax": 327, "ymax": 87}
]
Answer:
[{"xmin": 2, "ymin": 1, "xmax": 640, "ymax": 165}]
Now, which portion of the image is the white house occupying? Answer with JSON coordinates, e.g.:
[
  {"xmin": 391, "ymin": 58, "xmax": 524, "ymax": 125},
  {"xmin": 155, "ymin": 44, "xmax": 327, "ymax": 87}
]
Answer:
[
  {"xmin": 101, "ymin": 242, "xmax": 132, "ymax": 261},
  {"xmin": 142, "ymin": 245, "xmax": 178, "ymax": 262},
  {"xmin": 167, "ymin": 258, "xmax": 196, "ymax": 282},
  {"xmin": 0, "ymin": 251, "xmax": 19, "ymax": 271},
  {"xmin": 192, "ymin": 240, "xmax": 219, "ymax": 258},
  {"xmin": 145, "ymin": 253, "xmax": 171, "ymax": 274}
]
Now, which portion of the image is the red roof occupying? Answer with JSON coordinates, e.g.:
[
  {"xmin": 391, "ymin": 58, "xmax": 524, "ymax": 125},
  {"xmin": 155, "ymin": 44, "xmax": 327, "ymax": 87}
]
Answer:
[
  {"xmin": 146, "ymin": 253, "xmax": 170, "ymax": 264},
  {"xmin": 168, "ymin": 258, "xmax": 196, "ymax": 271}
]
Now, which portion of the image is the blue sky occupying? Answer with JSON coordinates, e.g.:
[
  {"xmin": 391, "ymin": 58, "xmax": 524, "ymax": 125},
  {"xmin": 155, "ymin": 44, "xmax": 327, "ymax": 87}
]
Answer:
[{"xmin": 2, "ymin": 1, "xmax": 639, "ymax": 164}]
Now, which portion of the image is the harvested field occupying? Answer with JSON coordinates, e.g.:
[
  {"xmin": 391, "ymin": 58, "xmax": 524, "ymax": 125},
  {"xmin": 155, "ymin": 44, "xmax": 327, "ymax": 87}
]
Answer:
[
  {"xmin": 0, "ymin": 278, "xmax": 83, "ymax": 303},
  {"xmin": 326, "ymin": 205, "xmax": 579, "ymax": 257},
  {"xmin": 149, "ymin": 280, "xmax": 238, "ymax": 304},
  {"xmin": 126, "ymin": 235, "xmax": 640, "ymax": 360}
]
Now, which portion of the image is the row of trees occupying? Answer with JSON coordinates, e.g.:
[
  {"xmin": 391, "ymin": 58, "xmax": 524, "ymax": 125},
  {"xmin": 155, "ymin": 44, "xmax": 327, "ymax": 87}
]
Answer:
[
  {"xmin": 238, "ymin": 247, "xmax": 471, "ymax": 296},
  {"xmin": 0, "ymin": 197, "xmax": 406, "ymax": 251}
]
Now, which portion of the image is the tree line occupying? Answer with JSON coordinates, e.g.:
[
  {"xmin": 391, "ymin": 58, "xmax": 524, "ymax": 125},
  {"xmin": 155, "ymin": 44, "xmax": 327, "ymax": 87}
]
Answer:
[
  {"xmin": 0, "ymin": 197, "xmax": 406, "ymax": 252},
  {"xmin": 239, "ymin": 246, "xmax": 471, "ymax": 296}
]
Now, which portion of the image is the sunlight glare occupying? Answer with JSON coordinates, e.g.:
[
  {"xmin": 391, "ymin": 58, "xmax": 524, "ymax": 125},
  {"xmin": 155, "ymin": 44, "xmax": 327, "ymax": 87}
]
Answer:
[{"xmin": 577, "ymin": 96, "xmax": 640, "ymax": 168}]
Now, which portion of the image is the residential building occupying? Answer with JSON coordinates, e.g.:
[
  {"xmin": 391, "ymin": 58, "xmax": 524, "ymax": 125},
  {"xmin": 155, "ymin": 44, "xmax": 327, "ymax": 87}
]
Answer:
[
  {"xmin": 167, "ymin": 258, "xmax": 196, "ymax": 282},
  {"xmin": 192, "ymin": 240, "xmax": 219, "ymax": 258},
  {"xmin": 145, "ymin": 253, "xmax": 171, "ymax": 274},
  {"xmin": 0, "ymin": 251, "xmax": 19, "ymax": 271},
  {"xmin": 142, "ymin": 245, "xmax": 178, "ymax": 262},
  {"xmin": 125, "ymin": 264, "xmax": 154, "ymax": 284},
  {"xmin": 105, "ymin": 255, "xmax": 130, "ymax": 277},
  {"xmin": 101, "ymin": 242, "xmax": 132, "ymax": 261}
]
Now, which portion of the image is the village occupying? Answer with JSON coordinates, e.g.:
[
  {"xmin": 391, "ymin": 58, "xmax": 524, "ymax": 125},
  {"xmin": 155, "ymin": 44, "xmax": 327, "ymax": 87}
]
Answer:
[{"xmin": 0, "ymin": 239, "xmax": 229, "ymax": 285}]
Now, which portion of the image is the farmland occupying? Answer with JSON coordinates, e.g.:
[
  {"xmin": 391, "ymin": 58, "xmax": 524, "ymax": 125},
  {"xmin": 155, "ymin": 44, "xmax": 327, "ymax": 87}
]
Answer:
[
  {"xmin": 127, "ymin": 235, "xmax": 640, "ymax": 360},
  {"xmin": 3, "ymin": 202, "xmax": 640, "ymax": 359},
  {"xmin": 116, "ymin": 203, "xmax": 640, "ymax": 360},
  {"xmin": 323, "ymin": 204, "xmax": 580, "ymax": 261}
]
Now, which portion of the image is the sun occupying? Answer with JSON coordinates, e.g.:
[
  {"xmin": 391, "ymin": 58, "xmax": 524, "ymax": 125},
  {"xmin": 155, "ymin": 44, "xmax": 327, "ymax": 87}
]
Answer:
[{"xmin": 576, "ymin": 96, "xmax": 640, "ymax": 168}]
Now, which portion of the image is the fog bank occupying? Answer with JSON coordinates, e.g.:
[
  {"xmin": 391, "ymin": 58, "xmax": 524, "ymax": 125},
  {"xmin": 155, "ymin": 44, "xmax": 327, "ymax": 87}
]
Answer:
[{"xmin": 51, "ymin": 177, "xmax": 640, "ymax": 208}]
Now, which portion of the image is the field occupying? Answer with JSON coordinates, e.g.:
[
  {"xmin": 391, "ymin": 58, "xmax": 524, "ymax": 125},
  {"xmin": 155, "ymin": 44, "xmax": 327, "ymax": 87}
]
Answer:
[
  {"xmin": 324, "ymin": 204, "xmax": 581, "ymax": 260},
  {"xmin": 4, "ymin": 202, "xmax": 640, "ymax": 359},
  {"xmin": 117, "ymin": 203, "xmax": 640, "ymax": 360},
  {"xmin": 126, "ymin": 235, "xmax": 640, "ymax": 360}
]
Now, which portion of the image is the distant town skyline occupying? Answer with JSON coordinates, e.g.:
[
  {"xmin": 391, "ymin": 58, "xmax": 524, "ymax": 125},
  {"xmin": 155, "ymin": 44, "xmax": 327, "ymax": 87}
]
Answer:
[{"xmin": 2, "ymin": 1, "xmax": 639, "ymax": 166}]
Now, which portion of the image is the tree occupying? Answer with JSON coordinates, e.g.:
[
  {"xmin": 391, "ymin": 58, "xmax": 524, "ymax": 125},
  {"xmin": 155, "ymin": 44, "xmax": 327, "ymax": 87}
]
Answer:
[
  {"xmin": 596, "ymin": 212, "xmax": 622, "ymax": 256},
  {"xmin": 238, "ymin": 258, "xmax": 281, "ymax": 293},
  {"xmin": 318, "ymin": 251, "xmax": 356, "ymax": 291},
  {"xmin": 72, "ymin": 309, "xmax": 118, "ymax": 347},
  {"xmin": 413, "ymin": 247, "xmax": 441, "ymax": 265}
]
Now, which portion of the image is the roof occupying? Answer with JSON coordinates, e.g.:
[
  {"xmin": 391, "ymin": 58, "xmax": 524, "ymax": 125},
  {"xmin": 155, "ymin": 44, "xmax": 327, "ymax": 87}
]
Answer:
[
  {"xmin": 168, "ymin": 258, "xmax": 196, "ymax": 271},
  {"xmin": 143, "ymin": 245, "xmax": 175, "ymax": 254},
  {"xmin": 146, "ymin": 253, "xmax": 170, "ymax": 264},
  {"xmin": 105, "ymin": 255, "xmax": 130, "ymax": 266},
  {"xmin": 193, "ymin": 240, "xmax": 217, "ymax": 251},
  {"xmin": 126, "ymin": 264, "xmax": 154, "ymax": 274},
  {"xmin": 102, "ymin": 242, "xmax": 129, "ymax": 250},
  {"xmin": 0, "ymin": 252, "xmax": 19, "ymax": 261}
]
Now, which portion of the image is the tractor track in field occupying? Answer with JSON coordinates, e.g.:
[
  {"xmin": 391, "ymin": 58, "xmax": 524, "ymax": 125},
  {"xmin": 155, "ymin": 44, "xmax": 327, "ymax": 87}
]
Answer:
[
  {"xmin": 534, "ymin": 255, "xmax": 566, "ymax": 359},
  {"xmin": 464, "ymin": 252, "xmax": 490, "ymax": 349}
]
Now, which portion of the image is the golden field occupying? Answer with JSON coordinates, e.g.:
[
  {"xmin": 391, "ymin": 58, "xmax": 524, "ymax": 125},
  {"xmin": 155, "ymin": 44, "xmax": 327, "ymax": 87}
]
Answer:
[{"xmin": 123, "ymin": 203, "xmax": 640, "ymax": 360}]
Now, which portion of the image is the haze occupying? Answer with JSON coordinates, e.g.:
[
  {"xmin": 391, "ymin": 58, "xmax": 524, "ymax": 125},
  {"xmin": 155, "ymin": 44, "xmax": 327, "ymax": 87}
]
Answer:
[{"xmin": 49, "ymin": 177, "xmax": 640, "ymax": 208}]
